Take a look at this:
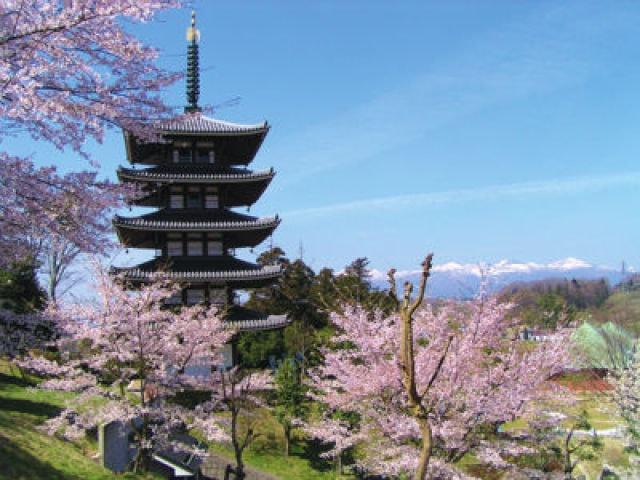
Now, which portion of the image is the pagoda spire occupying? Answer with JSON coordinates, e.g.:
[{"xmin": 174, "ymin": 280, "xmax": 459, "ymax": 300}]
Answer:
[{"xmin": 185, "ymin": 10, "xmax": 201, "ymax": 113}]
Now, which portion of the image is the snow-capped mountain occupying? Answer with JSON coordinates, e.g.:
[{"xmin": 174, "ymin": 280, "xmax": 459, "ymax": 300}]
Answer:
[{"xmin": 369, "ymin": 258, "xmax": 632, "ymax": 298}]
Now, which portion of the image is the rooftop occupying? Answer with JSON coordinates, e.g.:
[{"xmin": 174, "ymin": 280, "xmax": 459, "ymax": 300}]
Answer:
[
  {"xmin": 225, "ymin": 305, "xmax": 290, "ymax": 332},
  {"xmin": 113, "ymin": 210, "xmax": 279, "ymax": 231},
  {"xmin": 156, "ymin": 114, "xmax": 268, "ymax": 136},
  {"xmin": 118, "ymin": 165, "xmax": 275, "ymax": 183},
  {"xmin": 112, "ymin": 257, "xmax": 282, "ymax": 283},
  {"xmin": 227, "ymin": 315, "xmax": 290, "ymax": 332}
]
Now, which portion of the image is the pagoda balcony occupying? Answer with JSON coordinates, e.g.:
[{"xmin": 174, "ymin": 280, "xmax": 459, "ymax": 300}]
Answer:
[
  {"xmin": 226, "ymin": 315, "xmax": 289, "ymax": 331},
  {"xmin": 118, "ymin": 165, "xmax": 275, "ymax": 184},
  {"xmin": 124, "ymin": 114, "xmax": 269, "ymax": 167},
  {"xmin": 224, "ymin": 305, "xmax": 290, "ymax": 332},
  {"xmin": 112, "ymin": 256, "xmax": 282, "ymax": 288},
  {"xmin": 113, "ymin": 210, "xmax": 279, "ymax": 249},
  {"xmin": 118, "ymin": 165, "xmax": 275, "ymax": 208}
]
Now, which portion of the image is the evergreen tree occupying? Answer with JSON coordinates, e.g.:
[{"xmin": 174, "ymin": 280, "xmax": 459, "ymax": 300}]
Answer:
[
  {"xmin": 344, "ymin": 257, "xmax": 371, "ymax": 286},
  {"xmin": 273, "ymin": 358, "xmax": 307, "ymax": 456},
  {"xmin": 0, "ymin": 260, "xmax": 46, "ymax": 313},
  {"xmin": 326, "ymin": 258, "xmax": 396, "ymax": 314},
  {"xmin": 240, "ymin": 247, "xmax": 329, "ymax": 368}
]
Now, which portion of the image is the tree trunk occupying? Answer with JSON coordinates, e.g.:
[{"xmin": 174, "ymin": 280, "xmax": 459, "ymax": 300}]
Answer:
[
  {"xmin": 131, "ymin": 418, "xmax": 151, "ymax": 473},
  {"xmin": 284, "ymin": 424, "xmax": 290, "ymax": 457},
  {"xmin": 564, "ymin": 429, "xmax": 574, "ymax": 480},
  {"xmin": 564, "ymin": 458, "xmax": 573, "ymax": 480},
  {"xmin": 389, "ymin": 256, "xmax": 435, "ymax": 480},
  {"xmin": 231, "ymin": 407, "xmax": 245, "ymax": 479},
  {"xmin": 235, "ymin": 450, "xmax": 245, "ymax": 480},
  {"xmin": 48, "ymin": 274, "xmax": 57, "ymax": 304},
  {"xmin": 415, "ymin": 417, "xmax": 432, "ymax": 480}
]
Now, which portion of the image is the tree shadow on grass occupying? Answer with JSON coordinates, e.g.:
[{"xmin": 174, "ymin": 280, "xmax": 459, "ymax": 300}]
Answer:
[
  {"xmin": 298, "ymin": 438, "xmax": 334, "ymax": 472},
  {"xmin": 0, "ymin": 433, "xmax": 85, "ymax": 480},
  {"xmin": 0, "ymin": 371, "xmax": 36, "ymax": 389},
  {"xmin": 0, "ymin": 396, "xmax": 62, "ymax": 421}
]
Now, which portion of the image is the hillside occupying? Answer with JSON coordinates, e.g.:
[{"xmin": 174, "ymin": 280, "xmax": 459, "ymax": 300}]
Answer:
[
  {"xmin": 589, "ymin": 289, "xmax": 640, "ymax": 335},
  {"xmin": 0, "ymin": 363, "xmax": 159, "ymax": 480}
]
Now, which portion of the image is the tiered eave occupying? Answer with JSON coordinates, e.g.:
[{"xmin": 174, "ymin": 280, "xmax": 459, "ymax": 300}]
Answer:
[
  {"xmin": 124, "ymin": 114, "xmax": 269, "ymax": 166},
  {"xmin": 117, "ymin": 165, "xmax": 275, "ymax": 208}
]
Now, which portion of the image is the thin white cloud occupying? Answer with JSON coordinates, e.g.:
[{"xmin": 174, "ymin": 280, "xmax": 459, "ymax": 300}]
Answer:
[
  {"xmin": 284, "ymin": 171, "xmax": 640, "ymax": 218},
  {"xmin": 269, "ymin": 4, "xmax": 639, "ymax": 186}
]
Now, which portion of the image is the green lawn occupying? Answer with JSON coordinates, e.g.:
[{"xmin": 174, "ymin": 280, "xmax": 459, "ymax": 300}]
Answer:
[
  {"xmin": 0, "ymin": 360, "xmax": 349, "ymax": 480},
  {"xmin": 0, "ymin": 361, "xmax": 157, "ymax": 480},
  {"xmin": 3, "ymin": 356, "xmax": 631, "ymax": 480},
  {"xmin": 201, "ymin": 408, "xmax": 353, "ymax": 480},
  {"xmin": 501, "ymin": 392, "xmax": 631, "ymax": 480}
]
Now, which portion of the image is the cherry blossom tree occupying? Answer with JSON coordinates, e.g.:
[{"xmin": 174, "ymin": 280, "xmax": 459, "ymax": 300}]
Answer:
[
  {"xmin": 612, "ymin": 348, "xmax": 640, "ymax": 473},
  {"xmin": 1, "ymin": 0, "xmax": 181, "ymax": 147},
  {"xmin": 37, "ymin": 235, "xmax": 83, "ymax": 303},
  {"xmin": 0, "ymin": 308, "xmax": 55, "ymax": 372},
  {"xmin": 310, "ymin": 254, "xmax": 568, "ymax": 479},
  {"xmin": 0, "ymin": 1, "xmax": 182, "ymax": 263},
  {"xmin": 303, "ymin": 416, "xmax": 364, "ymax": 475},
  {"xmin": 22, "ymin": 265, "xmax": 232, "ymax": 472},
  {"xmin": 210, "ymin": 367, "xmax": 273, "ymax": 480},
  {"xmin": 0, "ymin": 262, "xmax": 53, "ymax": 375}
]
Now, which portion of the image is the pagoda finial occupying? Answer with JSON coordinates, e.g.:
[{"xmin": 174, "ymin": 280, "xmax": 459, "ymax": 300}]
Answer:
[{"xmin": 185, "ymin": 10, "xmax": 201, "ymax": 113}]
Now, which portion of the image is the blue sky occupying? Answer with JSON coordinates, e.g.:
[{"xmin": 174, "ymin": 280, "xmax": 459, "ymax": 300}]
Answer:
[{"xmin": 14, "ymin": 1, "xmax": 640, "ymax": 273}]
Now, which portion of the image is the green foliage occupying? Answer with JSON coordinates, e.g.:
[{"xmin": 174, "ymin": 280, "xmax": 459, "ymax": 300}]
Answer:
[
  {"xmin": 250, "ymin": 248, "xmax": 323, "ymax": 327},
  {"xmin": 0, "ymin": 262, "xmax": 54, "ymax": 359},
  {"xmin": 243, "ymin": 248, "xmax": 401, "ymax": 372},
  {"xmin": 0, "ymin": 361, "xmax": 160, "ymax": 480},
  {"xmin": 0, "ymin": 261, "xmax": 46, "ymax": 313},
  {"xmin": 274, "ymin": 358, "xmax": 307, "ymax": 419},
  {"xmin": 568, "ymin": 411, "xmax": 604, "ymax": 466},
  {"xmin": 573, "ymin": 322, "xmax": 635, "ymax": 370},
  {"xmin": 236, "ymin": 329, "xmax": 284, "ymax": 368},
  {"xmin": 590, "ymin": 289, "xmax": 640, "ymax": 336},
  {"xmin": 537, "ymin": 292, "xmax": 576, "ymax": 329},
  {"xmin": 500, "ymin": 277, "xmax": 611, "ymax": 329},
  {"xmin": 273, "ymin": 358, "xmax": 308, "ymax": 452}
]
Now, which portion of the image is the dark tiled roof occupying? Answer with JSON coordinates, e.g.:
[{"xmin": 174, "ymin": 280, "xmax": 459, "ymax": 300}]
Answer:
[
  {"xmin": 118, "ymin": 165, "xmax": 275, "ymax": 183},
  {"xmin": 156, "ymin": 114, "xmax": 268, "ymax": 135},
  {"xmin": 225, "ymin": 305, "xmax": 289, "ymax": 332},
  {"xmin": 112, "ymin": 256, "xmax": 281, "ymax": 282},
  {"xmin": 227, "ymin": 315, "xmax": 289, "ymax": 332},
  {"xmin": 113, "ymin": 209, "xmax": 279, "ymax": 231}
]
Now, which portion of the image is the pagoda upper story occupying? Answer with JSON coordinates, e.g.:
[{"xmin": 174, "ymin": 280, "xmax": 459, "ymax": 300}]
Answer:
[{"xmin": 112, "ymin": 11, "xmax": 287, "ymax": 334}]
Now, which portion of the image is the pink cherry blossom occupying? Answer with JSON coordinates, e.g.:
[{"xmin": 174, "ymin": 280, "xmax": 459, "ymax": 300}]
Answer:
[
  {"xmin": 22, "ymin": 263, "xmax": 232, "ymax": 473},
  {"xmin": 0, "ymin": 0, "xmax": 182, "ymax": 264},
  {"xmin": 310, "ymin": 259, "xmax": 568, "ymax": 478}
]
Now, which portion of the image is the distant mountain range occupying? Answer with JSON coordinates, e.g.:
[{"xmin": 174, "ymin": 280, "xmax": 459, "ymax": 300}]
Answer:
[{"xmin": 369, "ymin": 258, "xmax": 634, "ymax": 298}]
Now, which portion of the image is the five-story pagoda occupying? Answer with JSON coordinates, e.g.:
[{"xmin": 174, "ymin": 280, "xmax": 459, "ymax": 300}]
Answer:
[{"xmin": 113, "ymin": 13, "xmax": 287, "ymax": 365}]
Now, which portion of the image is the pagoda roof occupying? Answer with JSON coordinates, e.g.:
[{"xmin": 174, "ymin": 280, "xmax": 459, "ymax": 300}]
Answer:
[
  {"xmin": 124, "ymin": 123, "xmax": 269, "ymax": 166},
  {"xmin": 112, "ymin": 256, "xmax": 281, "ymax": 286},
  {"xmin": 117, "ymin": 165, "xmax": 275, "ymax": 184},
  {"xmin": 228, "ymin": 315, "xmax": 289, "ymax": 332},
  {"xmin": 225, "ymin": 305, "xmax": 289, "ymax": 332},
  {"xmin": 113, "ymin": 210, "xmax": 279, "ymax": 232},
  {"xmin": 156, "ymin": 114, "xmax": 269, "ymax": 136}
]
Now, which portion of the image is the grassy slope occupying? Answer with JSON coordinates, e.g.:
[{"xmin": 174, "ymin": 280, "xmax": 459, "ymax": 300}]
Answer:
[
  {"xmin": 0, "ymin": 361, "xmax": 346, "ymax": 480},
  {"xmin": 203, "ymin": 408, "xmax": 353, "ymax": 480},
  {"xmin": 501, "ymin": 392, "xmax": 630, "ymax": 480},
  {"xmin": 590, "ymin": 289, "xmax": 640, "ymax": 335},
  {"xmin": 0, "ymin": 362, "xmax": 158, "ymax": 480}
]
